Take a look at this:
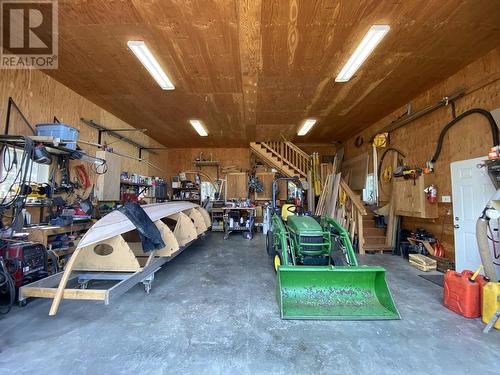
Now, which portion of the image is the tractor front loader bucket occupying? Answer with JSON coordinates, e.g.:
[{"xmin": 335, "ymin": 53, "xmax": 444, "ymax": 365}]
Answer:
[{"xmin": 277, "ymin": 265, "xmax": 400, "ymax": 320}]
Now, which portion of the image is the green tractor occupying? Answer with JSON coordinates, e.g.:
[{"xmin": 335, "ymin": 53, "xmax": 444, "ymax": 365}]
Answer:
[{"xmin": 266, "ymin": 177, "xmax": 400, "ymax": 320}]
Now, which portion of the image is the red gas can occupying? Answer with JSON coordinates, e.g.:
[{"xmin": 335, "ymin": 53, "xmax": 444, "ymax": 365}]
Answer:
[{"xmin": 443, "ymin": 270, "xmax": 488, "ymax": 318}]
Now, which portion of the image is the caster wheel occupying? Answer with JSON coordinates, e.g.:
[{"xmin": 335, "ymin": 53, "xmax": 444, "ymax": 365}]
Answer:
[{"xmin": 18, "ymin": 299, "xmax": 27, "ymax": 307}]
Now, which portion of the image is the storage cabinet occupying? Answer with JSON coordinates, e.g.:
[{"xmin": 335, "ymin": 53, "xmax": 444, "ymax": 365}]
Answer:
[
  {"xmin": 226, "ymin": 172, "xmax": 248, "ymax": 199},
  {"xmin": 95, "ymin": 151, "xmax": 121, "ymax": 201},
  {"xmin": 254, "ymin": 172, "xmax": 275, "ymax": 200},
  {"xmin": 393, "ymin": 174, "xmax": 438, "ymax": 218}
]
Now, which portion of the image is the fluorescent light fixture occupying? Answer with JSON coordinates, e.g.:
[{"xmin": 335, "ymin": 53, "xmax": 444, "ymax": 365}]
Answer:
[
  {"xmin": 298, "ymin": 119, "xmax": 317, "ymax": 136},
  {"xmin": 335, "ymin": 25, "xmax": 390, "ymax": 82},
  {"xmin": 127, "ymin": 40, "xmax": 175, "ymax": 90},
  {"xmin": 189, "ymin": 120, "xmax": 208, "ymax": 136}
]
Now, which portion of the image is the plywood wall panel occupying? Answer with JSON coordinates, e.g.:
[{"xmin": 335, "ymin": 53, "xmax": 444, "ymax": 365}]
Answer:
[
  {"xmin": 165, "ymin": 148, "xmax": 251, "ymax": 183},
  {"xmin": 0, "ymin": 69, "xmax": 168, "ymax": 188},
  {"xmin": 343, "ymin": 47, "xmax": 500, "ymax": 261}
]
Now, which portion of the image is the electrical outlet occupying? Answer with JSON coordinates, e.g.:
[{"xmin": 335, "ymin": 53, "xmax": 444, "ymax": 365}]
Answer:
[{"xmin": 441, "ymin": 195, "xmax": 452, "ymax": 203}]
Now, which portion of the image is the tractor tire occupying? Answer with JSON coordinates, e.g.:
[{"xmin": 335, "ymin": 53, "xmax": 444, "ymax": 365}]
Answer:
[
  {"xmin": 273, "ymin": 253, "xmax": 282, "ymax": 273},
  {"xmin": 266, "ymin": 230, "xmax": 274, "ymax": 256}
]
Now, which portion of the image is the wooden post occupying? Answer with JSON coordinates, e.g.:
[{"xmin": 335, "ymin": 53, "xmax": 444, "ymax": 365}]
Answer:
[
  {"xmin": 349, "ymin": 207, "xmax": 356, "ymax": 242},
  {"xmin": 307, "ymin": 170, "xmax": 315, "ymax": 213},
  {"xmin": 358, "ymin": 211, "xmax": 365, "ymax": 254}
]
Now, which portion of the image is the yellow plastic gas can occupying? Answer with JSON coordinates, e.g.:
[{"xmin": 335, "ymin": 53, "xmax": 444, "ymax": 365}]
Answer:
[{"xmin": 482, "ymin": 282, "xmax": 500, "ymax": 329}]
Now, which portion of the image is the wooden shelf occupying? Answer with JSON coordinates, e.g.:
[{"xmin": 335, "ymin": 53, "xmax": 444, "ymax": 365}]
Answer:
[
  {"xmin": 193, "ymin": 161, "xmax": 220, "ymax": 167},
  {"xmin": 173, "ymin": 187, "xmax": 199, "ymax": 191},
  {"xmin": 24, "ymin": 222, "xmax": 93, "ymax": 246},
  {"xmin": 0, "ymin": 135, "xmax": 105, "ymax": 166},
  {"xmin": 120, "ymin": 180, "xmax": 152, "ymax": 187}
]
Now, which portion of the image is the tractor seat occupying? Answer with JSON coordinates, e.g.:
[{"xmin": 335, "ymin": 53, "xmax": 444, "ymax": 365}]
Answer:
[{"xmin": 281, "ymin": 204, "xmax": 295, "ymax": 221}]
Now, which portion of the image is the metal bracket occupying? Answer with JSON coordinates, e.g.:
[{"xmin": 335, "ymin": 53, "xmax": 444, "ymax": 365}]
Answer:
[
  {"xmin": 138, "ymin": 147, "xmax": 168, "ymax": 159},
  {"xmin": 97, "ymin": 128, "xmax": 146, "ymax": 146},
  {"xmin": 80, "ymin": 118, "xmax": 157, "ymax": 154}
]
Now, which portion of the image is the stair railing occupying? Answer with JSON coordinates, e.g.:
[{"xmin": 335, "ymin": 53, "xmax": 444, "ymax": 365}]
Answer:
[
  {"xmin": 253, "ymin": 141, "xmax": 310, "ymax": 178},
  {"xmin": 316, "ymin": 174, "xmax": 366, "ymax": 254}
]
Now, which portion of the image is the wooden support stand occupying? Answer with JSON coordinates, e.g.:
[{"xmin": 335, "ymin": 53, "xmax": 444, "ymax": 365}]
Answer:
[{"xmin": 20, "ymin": 206, "xmax": 210, "ymax": 316}]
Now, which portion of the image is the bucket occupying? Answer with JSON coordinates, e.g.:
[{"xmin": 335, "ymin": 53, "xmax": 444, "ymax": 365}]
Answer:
[{"xmin": 276, "ymin": 265, "xmax": 400, "ymax": 320}]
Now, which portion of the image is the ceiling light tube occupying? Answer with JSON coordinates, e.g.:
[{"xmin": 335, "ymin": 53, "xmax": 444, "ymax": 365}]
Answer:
[
  {"xmin": 189, "ymin": 120, "xmax": 208, "ymax": 136},
  {"xmin": 298, "ymin": 119, "xmax": 317, "ymax": 136},
  {"xmin": 335, "ymin": 25, "xmax": 390, "ymax": 82},
  {"xmin": 127, "ymin": 41, "xmax": 175, "ymax": 90}
]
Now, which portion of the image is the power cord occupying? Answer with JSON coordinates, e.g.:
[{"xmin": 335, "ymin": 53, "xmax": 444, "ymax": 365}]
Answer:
[
  {"xmin": 0, "ymin": 256, "xmax": 15, "ymax": 315},
  {"xmin": 0, "ymin": 137, "xmax": 35, "ymax": 237}
]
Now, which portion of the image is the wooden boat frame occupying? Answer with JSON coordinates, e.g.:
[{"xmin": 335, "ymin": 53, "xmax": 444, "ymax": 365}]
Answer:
[{"xmin": 19, "ymin": 203, "xmax": 211, "ymax": 316}]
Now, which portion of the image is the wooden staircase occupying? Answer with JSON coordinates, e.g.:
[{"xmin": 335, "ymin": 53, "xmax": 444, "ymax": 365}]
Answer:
[
  {"xmin": 363, "ymin": 211, "xmax": 393, "ymax": 253},
  {"xmin": 250, "ymin": 141, "xmax": 310, "ymax": 179}
]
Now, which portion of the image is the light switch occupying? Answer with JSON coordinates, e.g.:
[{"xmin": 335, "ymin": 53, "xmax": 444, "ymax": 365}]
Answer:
[{"xmin": 441, "ymin": 195, "xmax": 452, "ymax": 203}]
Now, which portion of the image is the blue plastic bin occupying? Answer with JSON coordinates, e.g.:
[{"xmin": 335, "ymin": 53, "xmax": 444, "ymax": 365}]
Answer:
[{"xmin": 36, "ymin": 123, "xmax": 79, "ymax": 150}]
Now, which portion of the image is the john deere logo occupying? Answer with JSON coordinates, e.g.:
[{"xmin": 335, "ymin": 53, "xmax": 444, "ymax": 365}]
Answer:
[{"xmin": 1, "ymin": 0, "xmax": 58, "ymax": 69}]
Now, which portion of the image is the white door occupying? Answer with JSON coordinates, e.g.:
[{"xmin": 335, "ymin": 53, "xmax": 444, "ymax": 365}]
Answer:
[{"xmin": 451, "ymin": 156, "xmax": 500, "ymax": 278}]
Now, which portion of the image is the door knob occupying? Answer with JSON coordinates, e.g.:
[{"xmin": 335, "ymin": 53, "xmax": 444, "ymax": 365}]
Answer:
[{"xmin": 454, "ymin": 224, "xmax": 460, "ymax": 229}]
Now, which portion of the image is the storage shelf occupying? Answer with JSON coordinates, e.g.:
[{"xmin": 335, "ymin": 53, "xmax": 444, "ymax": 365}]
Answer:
[
  {"xmin": 172, "ymin": 187, "xmax": 199, "ymax": 191},
  {"xmin": 0, "ymin": 135, "xmax": 105, "ymax": 166},
  {"xmin": 120, "ymin": 180, "xmax": 152, "ymax": 187},
  {"xmin": 193, "ymin": 161, "xmax": 220, "ymax": 167}
]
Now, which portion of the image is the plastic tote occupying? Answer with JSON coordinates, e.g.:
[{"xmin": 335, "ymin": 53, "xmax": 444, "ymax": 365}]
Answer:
[{"xmin": 36, "ymin": 123, "xmax": 79, "ymax": 150}]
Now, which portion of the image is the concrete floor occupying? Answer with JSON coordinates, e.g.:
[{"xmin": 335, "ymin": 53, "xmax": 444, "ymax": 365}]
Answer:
[{"xmin": 0, "ymin": 232, "xmax": 498, "ymax": 374}]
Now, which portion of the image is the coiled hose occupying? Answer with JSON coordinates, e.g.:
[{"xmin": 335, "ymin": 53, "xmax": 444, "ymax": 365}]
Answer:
[
  {"xmin": 476, "ymin": 216, "xmax": 498, "ymax": 281},
  {"xmin": 430, "ymin": 108, "xmax": 499, "ymax": 163}
]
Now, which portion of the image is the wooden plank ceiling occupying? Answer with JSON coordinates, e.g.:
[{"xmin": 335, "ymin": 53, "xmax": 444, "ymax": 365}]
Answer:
[{"xmin": 44, "ymin": 0, "xmax": 500, "ymax": 147}]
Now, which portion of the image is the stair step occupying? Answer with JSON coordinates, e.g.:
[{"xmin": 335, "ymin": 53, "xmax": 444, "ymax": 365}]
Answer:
[
  {"xmin": 362, "ymin": 220, "xmax": 377, "ymax": 229},
  {"xmin": 364, "ymin": 227, "xmax": 386, "ymax": 236},
  {"xmin": 364, "ymin": 244, "xmax": 393, "ymax": 253},
  {"xmin": 364, "ymin": 236, "xmax": 387, "ymax": 245},
  {"xmin": 250, "ymin": 143, "xmax": 306, "ymax": 179}
]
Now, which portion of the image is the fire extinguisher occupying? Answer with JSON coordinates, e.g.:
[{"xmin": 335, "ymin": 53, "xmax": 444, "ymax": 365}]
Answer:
[
  {"xmin": 425, "ymin": 185, "xmax": 438, "ymax": 203},
  {"xmin": 294, "ymin": 195, "xmax": 301, "ymax": 207}
]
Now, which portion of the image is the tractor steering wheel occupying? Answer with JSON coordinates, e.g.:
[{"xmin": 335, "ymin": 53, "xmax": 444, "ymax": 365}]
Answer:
[{"xmin": 287, "ymin": 205, "xmax": 302, "ymax": 215}]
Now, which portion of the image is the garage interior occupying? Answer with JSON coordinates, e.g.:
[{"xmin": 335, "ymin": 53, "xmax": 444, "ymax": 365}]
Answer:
[{"xmin": 0, "ymin": 1, "xmax": 499, "ymax": 373}]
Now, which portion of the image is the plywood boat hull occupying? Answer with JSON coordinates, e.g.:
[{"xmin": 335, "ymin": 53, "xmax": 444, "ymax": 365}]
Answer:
[{"xmin": 20, "ymin": 202, "xmax": 211, "ymax": 315}]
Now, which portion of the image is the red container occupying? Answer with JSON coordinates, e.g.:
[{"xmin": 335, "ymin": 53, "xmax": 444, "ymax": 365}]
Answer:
[{"xmin": 443, "ymin": 270, "xmax": 488, "ymax": 318}]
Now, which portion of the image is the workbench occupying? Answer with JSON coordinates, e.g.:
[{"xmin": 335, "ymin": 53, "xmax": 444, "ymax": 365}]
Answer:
[
  {"xmin": 223, "ymin": 207, "xmax": 255, "ymax": 240},
  {"xmin": 24, "ymin": 222, "xmax": 93, "ymax": 271},
  {"xmin": 24, "ymin": 222, "xmax": 93, "ymax": 246}
]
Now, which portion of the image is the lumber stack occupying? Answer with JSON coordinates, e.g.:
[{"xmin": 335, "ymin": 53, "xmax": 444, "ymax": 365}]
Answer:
[{"xmin": 315, "ymin": 173, "xmax": 367, "ymax": 254}]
